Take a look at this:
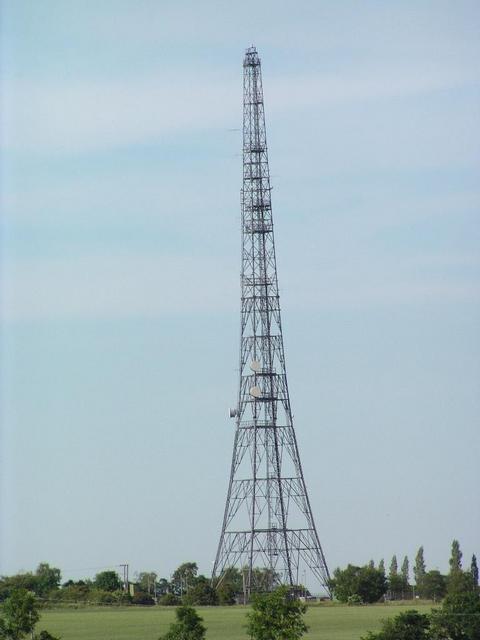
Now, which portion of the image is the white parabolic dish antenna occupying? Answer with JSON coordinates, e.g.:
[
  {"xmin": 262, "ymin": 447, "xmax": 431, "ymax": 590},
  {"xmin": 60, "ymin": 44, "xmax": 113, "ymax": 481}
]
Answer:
[
  {"xmin": 249, "ymin": 386, "xmax": 262, "ymax": 398},
  {"xmin": 250, "ymin": 360, "xmax": 261, "ymax": 372}
]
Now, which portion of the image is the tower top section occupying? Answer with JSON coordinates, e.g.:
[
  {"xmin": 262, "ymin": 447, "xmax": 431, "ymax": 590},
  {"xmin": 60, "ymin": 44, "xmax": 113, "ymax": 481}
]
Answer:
[{"xmin": 244, "ymin": 46, "xmax": 260, "ymax": 67}]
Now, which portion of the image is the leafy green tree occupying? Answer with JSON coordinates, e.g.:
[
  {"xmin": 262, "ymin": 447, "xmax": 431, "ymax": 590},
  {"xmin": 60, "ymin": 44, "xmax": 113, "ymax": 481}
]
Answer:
[
  {"xmin": 389, "ymin": 556, "xmax": 398, "ymax": 579},
  {"xmin": 346, "ymin": 594, "xmax": 363, "ymax": 606},
  {"xmin": 216, "ymin": 581, "xmax": 236, "ymax": 605},
  {"xmin": 220, "ymin": 567, "xmax": 243, "ymax": 593},
  {"xmin": 378, "ymin": 559, "xmax": 385, "ymax": 575},
  {"xmin": 388, "ymin": 574, "xmax": 408, "ymax": 600},
  {"xmin": 0, "ymin": 574, "xmax": 38, "ymax": 602},
  {"xmin": 93, "ymin": 570, "xmax": 122, "ymax": 592},
  {"xmin": 132, "ymin": 591, "xmax": 155, "ymax": 605},
  {"xmin": 158, "ymin": 593, "xmax": 181, "ymax": 606},
  {"xmin": 182, "ymin": 576, "xmax": 218, "ymax": 606},
  {"xmin": 34, "ymin": 564, "xmax": 61, "ymax": 597},
  {"xmin": 329, "ymin": 565, "xmax": 387, "ymax": 604},
  {"xmin": 0, "ymin": 589, "xmax": 61, "ymax": 640},
  {"xmin": 447, "ymin": 570, "xmax": 476, "ymax": 596},
  {"xmin": 401, "ymin": 556, "xmax": 410, "ymax": 585},
  {"xmin": 61, "ymin": 579, "xmax": 78, "ymax": 588},
  {"xmin": 446, "ymin": 540, "xmax": 470, "ymax": 596},
  {"xmin": 361, "ymin": 610, "xmax": 431, "ymax": 640},
  {"xmin": 449, "ymin": 539, "xmax": 462, "ymax": 574},
  {"xmin": 430, "ymin": 591, "xmax": 480, "ymax": 640},
  {"xmin": 156, "ymin": 578, "xmax": 171, "ymax": 596},
  {"xmin": 471, "ymin": 554, "xmax": 479, "ymax": 591},
  {"xmin": 159, "ymin": 605, "xmax": 206, "ymax": 640},
  {"xmin": 387, "ymin": 556, "xmax": 405, "ymax": 599},
  {"xmin": 58, "ymin": 581, "xmax": 90, "ymax": 603},
  {"xmin": 368, "ymin": 560, "xmax": 375, "ymax": 569},
  {"xmin": 417, "ymin": 570, "xmax": 446, "ymax": 600},
  {"xmin": 0, "ymin": 589, "xmax": 40, "ymax": 639},
  {"xmin": 214, "ymin": 567, "xmax": 243, "ymax": 604},
  {"xmin": 387, "ymin": 555, "xmax": 409, "ymax": 599},
  {"xmin": 246, "ymin": 585, "xmax": 308, "ymax": 640},
  {"xmin": 414, "ymin": 547, "xmax": 426, "ymax": 587},
  {"xmin": 354, "ymin": 565, "xmax": 387, "ymax": 603},
  {"xmin": 251, "ymin": 568, "xmax": 280, "ymax": 593},
  {"xmin": 171, "ymin": 563, "xmax": 198, "ymax": 596},
  {"xmin": 136, "ymin": 572, "xmax": 157, "ymax": 595}
]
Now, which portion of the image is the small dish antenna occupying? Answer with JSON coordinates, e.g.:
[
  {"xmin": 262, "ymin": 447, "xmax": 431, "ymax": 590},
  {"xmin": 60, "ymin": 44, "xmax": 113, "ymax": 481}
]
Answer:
[
  {"xmin": 229, "ymin": 408, "xmax": 239, "ymax": 418},
  {"xmin": 250, "ymin": 360, "xmax": 261, "ymax": 372},
  {"xmin": 249, "ymin": 386, "xmax": 262, "ymax": 398}
]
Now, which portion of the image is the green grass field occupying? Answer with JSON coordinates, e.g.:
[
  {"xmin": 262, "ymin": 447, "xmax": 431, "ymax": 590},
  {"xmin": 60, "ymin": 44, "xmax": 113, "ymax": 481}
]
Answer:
[{"xmin": 38, "ymin": 602, "xmax": 435, "ymax": 640}]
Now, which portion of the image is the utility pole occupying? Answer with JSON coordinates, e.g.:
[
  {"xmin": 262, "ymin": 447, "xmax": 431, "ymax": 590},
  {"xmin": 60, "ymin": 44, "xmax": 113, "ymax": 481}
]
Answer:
[
  {"xmin": 212, "ymin": 46, "xmax": 330, "ymax": 599},
  {"xmin": 119, "ymin": 564, "xmax": 129, "ymax": 593}
]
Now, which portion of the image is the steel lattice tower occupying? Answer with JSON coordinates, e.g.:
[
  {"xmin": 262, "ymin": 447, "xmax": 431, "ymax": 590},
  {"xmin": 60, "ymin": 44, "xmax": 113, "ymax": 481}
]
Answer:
[{"xmin": 212, "ymin": 47, "xmax": 330, "ymax": 597}]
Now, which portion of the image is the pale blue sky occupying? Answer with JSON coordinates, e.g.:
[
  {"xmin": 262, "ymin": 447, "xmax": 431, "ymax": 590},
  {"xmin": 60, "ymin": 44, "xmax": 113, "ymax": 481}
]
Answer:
[{"xmin": 1, "ymin": 1, "xmax": 479, "ymax": 590}]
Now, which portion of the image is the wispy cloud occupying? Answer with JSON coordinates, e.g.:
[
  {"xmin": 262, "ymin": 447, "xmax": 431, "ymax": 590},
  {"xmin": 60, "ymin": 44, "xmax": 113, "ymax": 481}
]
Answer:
[
  {"xmin": 2, "ymin": 249, "xmax": 478, "ymax": 322},
  {"xmin": 1, "ymin": 253, "xmax": 237, "ymax": 321},
  {"xmin": 3, "ymin": 61, "xmax": 476, "ymax": 155},
  {"xmin": 2, "ymin": 74, "xmax": 238, "ymax": 154}
]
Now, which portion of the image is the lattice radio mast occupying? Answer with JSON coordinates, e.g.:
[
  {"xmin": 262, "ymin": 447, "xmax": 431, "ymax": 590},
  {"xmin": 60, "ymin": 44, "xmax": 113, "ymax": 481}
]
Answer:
[{"xmin": 212, "ymin": 47, "xmax": 330, "ymax": 597}]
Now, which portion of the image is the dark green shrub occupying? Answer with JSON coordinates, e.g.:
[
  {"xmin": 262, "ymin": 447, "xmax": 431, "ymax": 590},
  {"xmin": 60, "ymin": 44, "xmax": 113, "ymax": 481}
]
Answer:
[
  {"xmin": 159, "ymin": 605, "xmax": 206, "ymax": 640},
  {"xmin": 158, "ymin": 593, "xmax": 181, "ymax": 606},
  {"xmin": 132, "ymin": 591, "xmax": 155, "ymax": 605}
]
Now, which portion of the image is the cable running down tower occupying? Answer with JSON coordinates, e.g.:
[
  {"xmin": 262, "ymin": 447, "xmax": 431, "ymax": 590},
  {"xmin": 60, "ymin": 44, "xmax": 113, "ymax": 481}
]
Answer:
[{"xmin": 212, "ymin": 47, "xmax": 330, "ymax": 597}]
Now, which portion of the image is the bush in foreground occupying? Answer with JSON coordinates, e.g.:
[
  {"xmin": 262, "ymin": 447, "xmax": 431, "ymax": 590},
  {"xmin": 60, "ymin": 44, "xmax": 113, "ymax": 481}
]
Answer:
[
  {"xmin": 159, "ymin": 605, "xmax": 206, "ymax": 640},
  {"xmin": 246, "ymin": 585, "xmax": 308, "ymax": 640},
  {"xmin": 361, "ymin": 610, "xmax": 431, "ymax": 640},
  {"xmin": 430, "ymin": 591, "xmax": 480, "ymax": 640},
  {"xmin": 361, "ymin": 589, "xmax": 480, "ymax": 640},
  {"xmin": 0, "ymin": 589, "xmax": 40, "ymax": 639},
  {"xmin": 0, "ymin": 589, "xmax": 59, "ymax": 640}
]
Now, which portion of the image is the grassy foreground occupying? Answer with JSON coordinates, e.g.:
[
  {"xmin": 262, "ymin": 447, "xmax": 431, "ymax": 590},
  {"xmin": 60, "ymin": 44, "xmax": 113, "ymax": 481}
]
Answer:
[{"xmin": 38, "ymin": 602, "xmax": 435, "ymax": 640}]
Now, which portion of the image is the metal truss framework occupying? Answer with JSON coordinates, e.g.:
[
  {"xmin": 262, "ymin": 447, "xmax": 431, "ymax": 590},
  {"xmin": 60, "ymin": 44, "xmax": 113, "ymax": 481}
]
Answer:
[{"xmin": 212, "ymin": 47, "xmax": 330, "ymax": 598}]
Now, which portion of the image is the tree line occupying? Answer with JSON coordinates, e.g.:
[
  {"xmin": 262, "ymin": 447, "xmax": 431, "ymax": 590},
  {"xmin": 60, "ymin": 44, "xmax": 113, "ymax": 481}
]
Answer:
[
  {"xmin": 0, "ymin": 561, "xmax": 277, "ymax": 607},
  {"xmin": 1, "ymin": 540, "xmax": 479, "ymax": 640},
  {"xmin": 0, "ymin": 539, "xmax": 477, "ymax": 610},
  {"xmin": 329, "ymin": 539, "xmax": 478, "ymax": 604}
]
